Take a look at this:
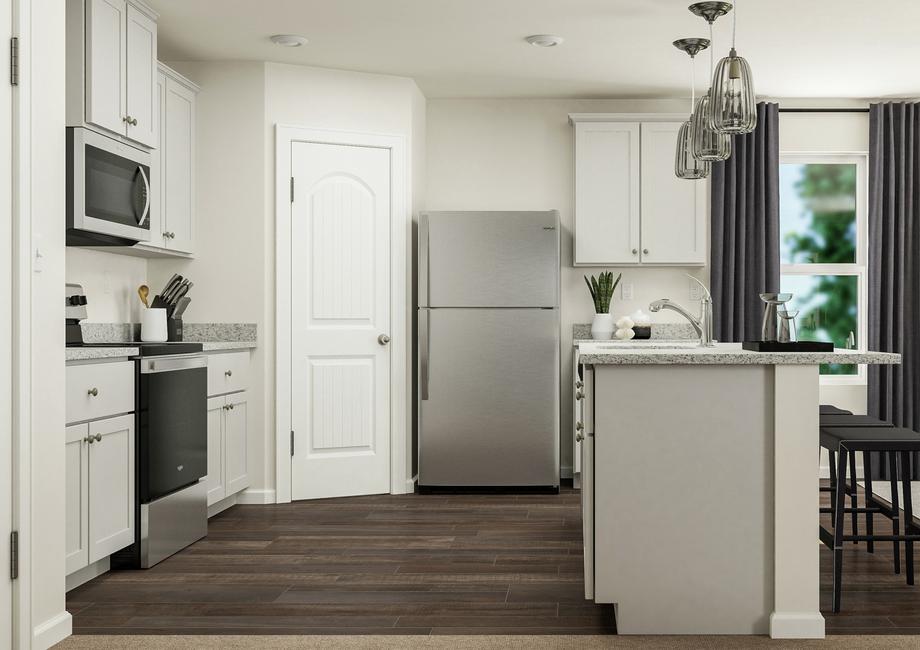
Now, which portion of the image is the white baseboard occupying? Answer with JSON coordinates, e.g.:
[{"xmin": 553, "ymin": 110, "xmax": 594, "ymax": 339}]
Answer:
[
  {"xmin": 236, "ymin": 488, "xmax": 276, "ymax": 504},
  {"xmin": 769, "ymin": 612, "xmax": 825, "ymax": 639},
  {"xmin": 33, "ymin": 611, "xmax": 72, "ymax": 650},
  {"xmin": 207, "ymin": 493, "xmax": 238, "ymax": 518},
  {"xmin": 66, "ymin": 557, "xmax": 110, "ymax": 592}
]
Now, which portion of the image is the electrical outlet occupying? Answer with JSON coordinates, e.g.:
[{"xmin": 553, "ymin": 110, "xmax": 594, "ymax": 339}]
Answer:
[
  {"xmin": 689, "ymin": 278, "xmax": 702, "ymax": 301},
  {"xmin": 621, "ymin": 282, "xmax": 634, "ymax": 301}
]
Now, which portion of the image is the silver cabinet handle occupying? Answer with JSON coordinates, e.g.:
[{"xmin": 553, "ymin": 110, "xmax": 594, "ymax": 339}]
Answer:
[
  {"xmin": 378, "ymin": 334, "xmax": 391, "ymax": 346},
  {"xmin": 575, "ymin": 391, "xmax": 584, "ymax": 400},
  {"xmin": 632, "ymin": 248, "xmax": 638, "ymax": 255},
  {"xmin": 93, "ymin": 433, "xmax": 102, "ymax": 443},
  {"xmin": 137, "ymin": 165, "xmax": 151, "ymax": 226},
  {"xmin": 87, "ymin": 387, "xmax": 99, "ymax": 397},
  {"xmin": 643, "ymin": 248, "xmax": 649, "ymax": 255},
  {"xmin": 225, "ymin": 370, "xmax": 233, "ymax": 377}
]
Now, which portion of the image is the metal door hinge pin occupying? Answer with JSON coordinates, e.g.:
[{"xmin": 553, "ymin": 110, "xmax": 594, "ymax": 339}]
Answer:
[{"xmin": 10, "ymin": 37, "xmax": 19, "ymax": 86}]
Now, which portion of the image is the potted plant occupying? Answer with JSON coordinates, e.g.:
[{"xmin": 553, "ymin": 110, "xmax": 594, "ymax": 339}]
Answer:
[{"xmin": 585, "ymin": 271, "xmax": 621, "ymax": 340}]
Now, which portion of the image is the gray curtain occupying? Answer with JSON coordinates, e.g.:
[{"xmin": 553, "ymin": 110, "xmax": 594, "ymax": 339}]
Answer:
[
  {"xmin": 710, "ymin": 102, "xmax": 781, "ymax": 342},
  {"xmin": 868, "ymin": 103, "xmax": 920, "ymax": 454}
]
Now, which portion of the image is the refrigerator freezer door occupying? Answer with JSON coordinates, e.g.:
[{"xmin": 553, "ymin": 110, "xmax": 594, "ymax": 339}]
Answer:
[
  {"xmin": 418, "ymin": 308, "xmax": 560, "ymax": 487},
  {"xmin": 420, "ymin": 211, "xmax": 559, "ymax": 308}
]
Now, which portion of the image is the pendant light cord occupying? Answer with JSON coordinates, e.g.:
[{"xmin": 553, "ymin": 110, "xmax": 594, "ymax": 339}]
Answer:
[
  {"xmin": 709, "ymin": 22, "xmax": 714, "ymax": 76},
  {"xmin": 732, "ymin": 0, "xmax": 738, "ymax": 49},
  {"xmin": 690, "ymin": 54, "xmax": 696, "ymax": 116}
]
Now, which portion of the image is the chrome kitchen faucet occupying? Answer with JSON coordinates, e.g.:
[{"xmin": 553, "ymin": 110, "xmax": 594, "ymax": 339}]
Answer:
[{"xmin": 648, "ymin": 276, "xmax": 714, "ymax": 347}]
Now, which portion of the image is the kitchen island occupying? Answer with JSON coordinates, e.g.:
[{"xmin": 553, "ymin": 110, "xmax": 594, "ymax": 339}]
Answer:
[{"xmin": 576, "ymin": 342, "xmax": 901, "ymax": 638}]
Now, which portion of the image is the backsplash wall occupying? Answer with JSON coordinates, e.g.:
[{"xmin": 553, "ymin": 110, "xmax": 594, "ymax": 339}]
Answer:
[{"xmin": 66, "ymin": 249, "xmax": 149, "ymax": 323}]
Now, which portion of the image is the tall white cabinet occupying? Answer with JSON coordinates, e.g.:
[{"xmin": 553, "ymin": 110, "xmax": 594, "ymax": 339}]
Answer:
[
  {"xmin": 71, "ymin": 0, "xmax": 159, "ymax": 148},
  {"xmin": 570, "ymin": 114, "xmax": 707, "ymax": 267}
]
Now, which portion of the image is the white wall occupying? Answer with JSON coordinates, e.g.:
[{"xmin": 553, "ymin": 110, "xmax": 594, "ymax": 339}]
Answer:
[
  {"xmin": 149, "ymin": 61, "xmax": 426, "ymax": 494},
  {"xmin": 66, "ymin": 250, "xmax": 149, "ymax": 322},
  {"xmin": 425, "ymin": 98, "xmax": 709, "ymax": 474}
]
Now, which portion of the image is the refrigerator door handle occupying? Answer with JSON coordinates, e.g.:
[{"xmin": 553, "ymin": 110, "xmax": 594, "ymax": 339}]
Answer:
[
  {"xmin": 419, "ymin": 213, "xmax": 429, "ymax": 308},
  {"xmin": 420, "ymin": 309, "xmax": 429, "ymax": 400}
]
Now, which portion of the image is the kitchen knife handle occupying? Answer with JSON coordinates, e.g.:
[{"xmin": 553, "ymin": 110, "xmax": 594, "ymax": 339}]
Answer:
[{"xmin": 420, "ymin": 309, "xmax": 429, "ymax": 401}]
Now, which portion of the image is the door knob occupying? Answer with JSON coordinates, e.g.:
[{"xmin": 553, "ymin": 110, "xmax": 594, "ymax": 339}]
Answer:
[{"xmin": 378, "ymin": 334, "xmax": 391, "ymax": 346}]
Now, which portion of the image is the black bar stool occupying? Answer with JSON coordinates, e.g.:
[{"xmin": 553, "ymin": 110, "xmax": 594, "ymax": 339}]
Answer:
[{"xmin": 819, "ymin": 425, "xmax": 920, "ymax": 612}]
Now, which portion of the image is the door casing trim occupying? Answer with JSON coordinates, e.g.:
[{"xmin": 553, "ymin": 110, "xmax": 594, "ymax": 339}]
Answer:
[{"xmin": 274, "ymin": 125, "xmax": 410, "ymax": 503}]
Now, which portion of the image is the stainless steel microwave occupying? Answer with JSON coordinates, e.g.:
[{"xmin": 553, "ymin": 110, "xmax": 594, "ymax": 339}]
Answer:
[{"xmin": 67, "ymin": 127, "xmax": 152, "ymax": 246}]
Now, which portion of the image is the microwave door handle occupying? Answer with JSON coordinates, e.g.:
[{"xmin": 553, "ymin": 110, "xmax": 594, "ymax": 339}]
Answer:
[{"xmin": 136, "ymin": 165, "xmax": 151, "ymax": 226}]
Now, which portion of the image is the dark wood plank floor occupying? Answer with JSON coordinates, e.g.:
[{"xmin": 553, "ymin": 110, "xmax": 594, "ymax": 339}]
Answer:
[
  {"xmin": 66, "ymin": 486, "xmax": 920, "ymax": 635},
  {"xmin": 67, "ymin": 487, "xmax": 617, "ymax": 635}
]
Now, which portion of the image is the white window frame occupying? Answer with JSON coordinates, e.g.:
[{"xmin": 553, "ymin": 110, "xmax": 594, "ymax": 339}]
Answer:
[{"xmin": 779, "ymin": 152, "xmax": 869, "ymax": 386}]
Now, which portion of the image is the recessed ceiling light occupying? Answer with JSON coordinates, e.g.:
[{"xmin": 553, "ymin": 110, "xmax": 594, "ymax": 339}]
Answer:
[
  {"xmin": 270, "ymin": 34, "xmax": 308, "ymax": 47},
  {"xmin": 525, "ymin": 34, "xmax": 564, "ymax": 48}
]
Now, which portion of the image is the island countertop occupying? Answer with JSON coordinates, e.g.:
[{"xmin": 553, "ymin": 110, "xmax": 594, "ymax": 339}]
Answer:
[{"xmin": 578, "ymin": 341, "xmax": 902, "ymax": 366}]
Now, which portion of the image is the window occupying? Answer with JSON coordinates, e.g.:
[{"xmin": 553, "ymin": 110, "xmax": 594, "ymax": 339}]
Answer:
[{"xmin": 779, "ymin": 154, "xmax": 867, "ymax": 381}]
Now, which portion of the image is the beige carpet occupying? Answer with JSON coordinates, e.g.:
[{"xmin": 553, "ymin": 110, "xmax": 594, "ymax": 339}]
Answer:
[{"xmin": 54, "ymin": 635, "xmax": 920, "ymax": 649}]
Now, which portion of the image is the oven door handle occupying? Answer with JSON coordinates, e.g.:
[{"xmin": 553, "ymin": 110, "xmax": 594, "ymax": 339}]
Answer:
[
  {"xmin": 136, "ymin": 165, "xmax": 151, "ymax": 227},
  {"xmin": 140, "ymin": 355, "xmax": 207, "ymax": 374}
]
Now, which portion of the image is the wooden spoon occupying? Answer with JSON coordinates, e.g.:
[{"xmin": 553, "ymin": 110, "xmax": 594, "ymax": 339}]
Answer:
[{"xmin": 138, "ymin": 284, "xmax": 149, "ymax": 308}]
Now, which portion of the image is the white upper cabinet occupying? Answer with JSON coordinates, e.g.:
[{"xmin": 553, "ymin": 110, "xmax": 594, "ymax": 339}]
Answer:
[
  {"xmin": 571, "ymin": 114, "xmax": 708, "ymax": 267},
  {"xmin": 639, "ymin": 122, "xmax": 707, "ymax": 265},
  {"xmin": 163, "ymin": 74, "xmax": 196, "ymax": 253},
  {"xmin": 125, "ymin": 3, "xmax": 158, "ymax": 147},
  {"xmin": 70, "ymin": 0, "xmax": 158, "ymax": 148},
  {"xmin": 574, "ymin": 121, "xmax": 641, "ymax": 265}
]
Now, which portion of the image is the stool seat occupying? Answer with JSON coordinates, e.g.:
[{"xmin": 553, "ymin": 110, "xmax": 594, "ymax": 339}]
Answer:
[
  {"xmin": 821, "ymin": 426, "xmax": 920, "ymax": 452},
  {"xmin": 820, "ymin": 414, "xmax": 894, "ymax": 429}
]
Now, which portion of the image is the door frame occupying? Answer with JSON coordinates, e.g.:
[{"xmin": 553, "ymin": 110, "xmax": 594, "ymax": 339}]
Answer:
[{"xmin": 274, "ymin": 125, "xmax": 410, "ymax": 503}]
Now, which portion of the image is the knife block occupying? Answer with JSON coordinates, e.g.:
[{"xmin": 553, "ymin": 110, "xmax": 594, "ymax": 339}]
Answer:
[{"xmin": 167, "ymin": 317, "xmax": 184, "ymax": 342}]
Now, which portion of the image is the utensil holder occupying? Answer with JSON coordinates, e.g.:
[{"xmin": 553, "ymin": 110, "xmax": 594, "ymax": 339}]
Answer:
[{"xmin": 141, "ymin": 308, "xmax": 168, "ymax": 342}]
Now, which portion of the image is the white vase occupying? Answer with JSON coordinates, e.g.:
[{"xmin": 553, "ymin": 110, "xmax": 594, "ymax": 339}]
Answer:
[{"xmin": 591, "ymin": 313, "xmax": 615, "ymax": 340}]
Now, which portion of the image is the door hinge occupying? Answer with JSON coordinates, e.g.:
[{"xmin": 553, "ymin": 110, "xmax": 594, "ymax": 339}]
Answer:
[
  {"xmin": 290, "ymin": 177, "xmax": 294, "ymax": 203},
  {"xmin": 10, "ymin": 531, "xmax": 19, "ymax": 580},
  {"xmin": 290, "ymin": 430, "xmax": 294, "ymax": 457},
  {"xmin": 10, "ymin": 37, "xmax": 19, "ymax": 86}
]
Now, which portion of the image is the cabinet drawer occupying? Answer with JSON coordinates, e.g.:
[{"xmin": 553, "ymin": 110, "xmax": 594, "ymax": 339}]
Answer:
[
  {"xmin": 66, "ymin": 361, "xmax": 135, "ymax": 424},
  {"xmin": 207, "ymin": 351, "xmax": 250, "ymax": 396}
]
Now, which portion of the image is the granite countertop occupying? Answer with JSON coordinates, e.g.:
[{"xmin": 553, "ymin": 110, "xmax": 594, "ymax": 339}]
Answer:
[
  {"xmin": 66, "ymin": 322, "xmax": 257, "ymax": 362},
  {"xmin": 66, "ymin": 347, "xmax": 140, "ymax": 362},
  {"xmin": 578, "ymin": 342, "xmax": 902, "ymax": 366},
  {"xmin": 199, "ymin": 341, "xmax": 257, "ymax": 351}
]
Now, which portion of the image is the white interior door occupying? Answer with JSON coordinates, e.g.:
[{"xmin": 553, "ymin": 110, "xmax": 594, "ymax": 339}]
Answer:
[
  {"xmin": 290, "ymin": 141, "xmax": 391, "ymax": 500},
  {"xmin": 1, "ymin": 0, "xmax": 12, "ymax": 636}
]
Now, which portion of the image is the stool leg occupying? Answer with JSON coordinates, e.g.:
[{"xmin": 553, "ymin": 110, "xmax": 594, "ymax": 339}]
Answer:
[
  {"xmin": 900, "ymin": 451, "xmax": 914, "ymax": 586},
  {"xmin": 833, "ymin": 449, "xmax": 848, "ymax": 613},
  {"xmin": 829, "ymin": 449, "xmax": 838, "ymax": 521},
  {"xmin": 863, "ymin": 451, "xmax": 875, "ymax": 554},
  {"xmin": 849, "ymin": 450, "xmax": 859, "ymax": 544},
  {"xmin": 889, "ymin": 451, "xmax": 901, "ymax": 575}
]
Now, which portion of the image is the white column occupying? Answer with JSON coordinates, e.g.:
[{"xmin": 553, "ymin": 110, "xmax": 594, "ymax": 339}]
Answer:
[{"xmin": 771, "ymin": 364, "xmax": 825, "ymax": 638}]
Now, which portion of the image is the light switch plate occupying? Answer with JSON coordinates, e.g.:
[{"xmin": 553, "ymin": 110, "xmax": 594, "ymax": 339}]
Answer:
[
  {"xmin": 621, "ymin": 282, "xmax": 634, "ymax": 301},
  {"xmin": 689, "ymin": 278, "xmax": 702, "ymax": 301}
]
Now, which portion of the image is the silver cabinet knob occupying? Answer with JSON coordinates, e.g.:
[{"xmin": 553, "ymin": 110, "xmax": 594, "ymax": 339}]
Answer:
[
  {"xmin": 575, "ymin": 431, "xmax": 584, "ymax": 442},
  {"xmin": 576, "ymin": 422, "xmax": 584, "ymax": 431},
  {"xmin": 378, "ymin": 334, "xmax": 391, "ymax": 346},
  {"xmin": 229, "ymin": 403, "xmax": 235, "ymax": 410},
  {"xmin": 632, "ymin": 248, "xmax": 638, "ymax": 255},
  {"xmin": 131, "ymin": 118, "xmax": 138, "ymax": 126},
  {"xmin": 87, "ymin": 387, "xmax": 99, "ymax": 397},
  {"xmin": 225, "ymin": 370, "xmax": 233, "ymax": 377},
  {"xmin": 93, "ymin": 433, "xmax": 102, "ymax": 443},
  {"xmin": 643, "ymin": 248, "xmax": 649, "ymax": 255},
  {"xmin": 84, "ymin": 436, "xmax": 94, "ymax": 444},
  {"xmin": 223, "ymin": 405, "xmax": 230, "ymax": 411},
  {"xmin": 575, "ymin": 380, "xmax": 583, "ymax": 389},
  {"xmin": 123, "ymin": 115, "xmax": 131, "ymax": 123},
  {"xmin": 575, "ymin": 391, "xmax": 584, "ymax": 400}
]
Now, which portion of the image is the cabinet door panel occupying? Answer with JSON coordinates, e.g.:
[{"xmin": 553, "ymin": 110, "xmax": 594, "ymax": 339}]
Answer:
[
  {"xmin": 164, "ymin": 77, "xmax": 196, "ymax": 253},
  {"xmin": 206, "ymin": 396, "xmax": 226, "ymax": 507},
  {"xmin": 225, "ymin": 392, "xmax": 250, "ymax": 496},
  {"xmin": 85, "ymin": 0, "xmax": 127, "ymax": 136},
  {"xmin": 65, "ymin": 424, "xmax": 90, "ymax": 575},
  {"xmin": 146, "ymin": 71, "xmax": 167, "ymax": 248},
  {"xmin": 640, "ymin": 122, "xmax": 707, "ymax": 265},
  {"xmin": 125, "ymin": 3, "xmax": 157, "ymax": 147},
  {"xmin": 88, "ymin": 414, "xmax": 135, "ymax": 563},
  {"xmin": 574, "ymin": 122, "xmax": 640, "ymax": 265}
]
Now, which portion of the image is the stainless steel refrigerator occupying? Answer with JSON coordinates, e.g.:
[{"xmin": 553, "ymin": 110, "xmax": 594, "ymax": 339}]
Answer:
[{"xmin": 418, "ymin": 211, "xmax": 560, "ymax": 489}]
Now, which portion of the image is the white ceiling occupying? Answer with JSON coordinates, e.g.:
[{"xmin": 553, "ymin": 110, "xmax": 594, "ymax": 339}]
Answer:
[{"xmin": 153, "ymin": 0, "xmax": 920, "ymax": 100}]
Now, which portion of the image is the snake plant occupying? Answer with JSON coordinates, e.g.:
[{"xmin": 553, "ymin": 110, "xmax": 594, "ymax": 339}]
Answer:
[{"xmin": 584, "ymin": 271, "xmax": 621, "ymax": 314}]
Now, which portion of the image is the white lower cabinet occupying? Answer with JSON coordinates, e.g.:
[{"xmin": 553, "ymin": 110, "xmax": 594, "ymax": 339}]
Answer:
[
  {"xmin": 206, "ymin": 391, "xmax": 250, "ymax": 507},
  {"xmin": 65, "ymin": 413, "xmax": 135, "ymax": 575}
]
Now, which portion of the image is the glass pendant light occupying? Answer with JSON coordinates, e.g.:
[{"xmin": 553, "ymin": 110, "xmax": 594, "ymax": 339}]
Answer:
[
  {"xmin": 709, "ymin": 0, "xmax": 757, "ymax": 133},
  {"xmin": 689, "ymin": 3, "xmax": 732, "ymax": 161},
  {"xmin": 672, "ymin": 38, "xmax": 710, "ymax": 180}
]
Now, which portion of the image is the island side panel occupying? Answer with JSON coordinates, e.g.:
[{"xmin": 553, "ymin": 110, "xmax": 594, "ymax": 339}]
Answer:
[
  {"xmin": 771, "ymin": 364, "xmax": 825, "ymax": 639},
  {"xmin": 593, "ymin": 364, "xmax": 774, "ymax": 634}
]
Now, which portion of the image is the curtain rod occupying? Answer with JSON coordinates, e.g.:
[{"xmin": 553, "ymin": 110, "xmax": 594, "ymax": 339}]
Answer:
[{"xmin": 778, "ymin": 108, "xmax": 870, "ymax": 113}]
